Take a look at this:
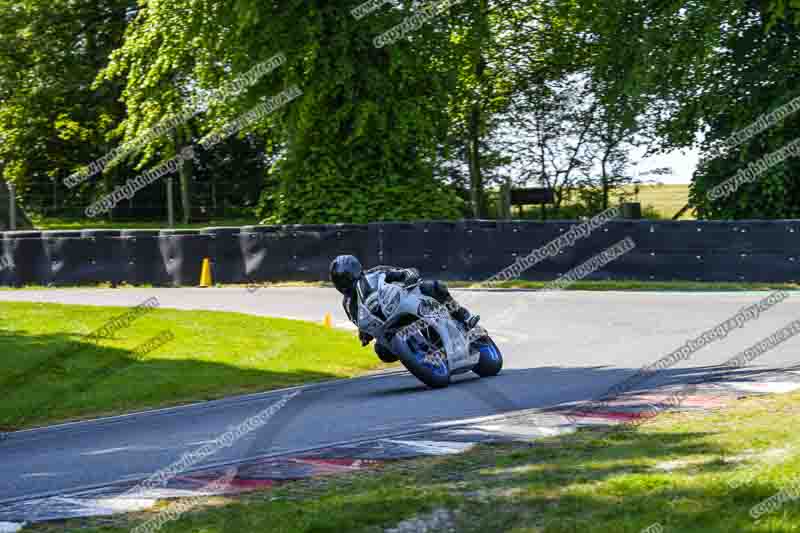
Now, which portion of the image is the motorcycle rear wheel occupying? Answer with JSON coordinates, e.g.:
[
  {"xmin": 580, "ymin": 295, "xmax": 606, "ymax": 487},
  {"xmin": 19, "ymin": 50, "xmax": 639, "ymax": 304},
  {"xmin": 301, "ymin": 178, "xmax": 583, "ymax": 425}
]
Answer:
[{"xmin": 471, "ymin": 335, "xmax": 503, "ymax": 377}]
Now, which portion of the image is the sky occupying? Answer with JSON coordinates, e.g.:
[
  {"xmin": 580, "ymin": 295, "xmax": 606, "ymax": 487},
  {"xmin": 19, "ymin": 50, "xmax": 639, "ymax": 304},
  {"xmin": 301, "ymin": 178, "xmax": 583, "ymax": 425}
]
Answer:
[{"xmin": 633, "ymin": 146, "xmax": 700, "ymax": 185}]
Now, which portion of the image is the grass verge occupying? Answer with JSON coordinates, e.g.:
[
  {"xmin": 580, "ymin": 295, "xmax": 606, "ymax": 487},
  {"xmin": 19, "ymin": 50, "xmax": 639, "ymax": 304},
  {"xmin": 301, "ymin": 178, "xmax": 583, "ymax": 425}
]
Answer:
[
  {"xmin": 0, "ymin": 302, "xmax": 386, "ymax": 430},
  {"xmin": 457, "ymin": 279, "xmax": 800, "ymax": 291},
  {"xmin": 3, "ymin": 280, "xmax": 799, "ymax": 292},
  {"xmin": 29, "ymin": 389, "xmax": 800, "ymax": 533}
]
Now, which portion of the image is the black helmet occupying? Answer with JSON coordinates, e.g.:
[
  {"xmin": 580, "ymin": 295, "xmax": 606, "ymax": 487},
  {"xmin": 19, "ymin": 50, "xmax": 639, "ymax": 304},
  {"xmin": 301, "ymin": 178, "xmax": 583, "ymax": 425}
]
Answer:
[{"xmin": 330, "ymin": 255, "xmax": 362, "ymax": 295}]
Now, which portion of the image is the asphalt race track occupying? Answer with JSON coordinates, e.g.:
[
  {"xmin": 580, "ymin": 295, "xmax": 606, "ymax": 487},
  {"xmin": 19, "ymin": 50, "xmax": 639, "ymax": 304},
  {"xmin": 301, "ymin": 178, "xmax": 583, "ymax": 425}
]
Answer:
[{"xmin": 1, "ymin": 288, "xmax": 799, "ymax": 507}]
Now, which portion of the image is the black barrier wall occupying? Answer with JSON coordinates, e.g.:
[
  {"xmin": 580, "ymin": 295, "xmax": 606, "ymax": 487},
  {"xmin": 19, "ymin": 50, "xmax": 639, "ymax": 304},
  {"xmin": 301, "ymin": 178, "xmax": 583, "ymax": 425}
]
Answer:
[{"xmin": 2, "ymin": 220, "xmax": 800, "ymax": 286}]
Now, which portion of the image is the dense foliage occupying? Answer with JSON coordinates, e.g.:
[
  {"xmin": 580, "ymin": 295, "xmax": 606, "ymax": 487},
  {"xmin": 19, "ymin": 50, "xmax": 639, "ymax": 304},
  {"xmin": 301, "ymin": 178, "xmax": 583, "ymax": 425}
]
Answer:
[{"xmin": 2, "ymin": 0, "xmax": 800, "ymax": 222}]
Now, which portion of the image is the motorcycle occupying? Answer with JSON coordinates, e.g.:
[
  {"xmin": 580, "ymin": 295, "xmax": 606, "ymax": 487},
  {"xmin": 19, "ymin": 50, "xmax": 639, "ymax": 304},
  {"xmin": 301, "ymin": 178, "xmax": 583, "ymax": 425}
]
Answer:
[{"xmin": 355, "ymin": 271, "xmax": 503, "ymax": 388}]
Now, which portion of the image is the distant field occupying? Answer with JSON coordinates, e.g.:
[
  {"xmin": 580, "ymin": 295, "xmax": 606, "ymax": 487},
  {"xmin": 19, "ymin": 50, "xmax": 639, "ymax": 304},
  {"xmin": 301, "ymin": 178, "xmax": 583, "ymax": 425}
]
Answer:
[
  {"xmin": 519, "ymin": 183, "xmax": 693, "ymax": 221},
  {"xmin": 26, "ymin": 184, "xmax": 692, "ymax": 230},
  {"xmin": 30, "ymin": 216, "xmax": 259, "ymax": 231},
  {"xmin": 625, "ymin": 183, "xmax": 692, "ymax": 220}
]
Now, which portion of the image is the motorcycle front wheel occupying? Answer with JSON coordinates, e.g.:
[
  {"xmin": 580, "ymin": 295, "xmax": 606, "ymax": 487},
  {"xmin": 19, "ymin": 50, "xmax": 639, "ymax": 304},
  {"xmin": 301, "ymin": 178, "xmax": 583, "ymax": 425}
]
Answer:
[
  {"xmin": 392, "ymin": 328, "xmax": 451, "ymax": 389},
  {"xmin": 374, "ymin": 343, "xmax": 399, "ymax": 363}
]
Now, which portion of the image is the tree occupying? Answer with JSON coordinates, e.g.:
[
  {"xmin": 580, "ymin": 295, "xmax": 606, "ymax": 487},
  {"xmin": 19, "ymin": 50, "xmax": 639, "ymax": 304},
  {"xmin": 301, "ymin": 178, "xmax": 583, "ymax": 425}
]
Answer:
[
  {"xmin": 0, "ymin": 0, "xmax": 135, "ymax": 216},
  {"xmin": 542, "ymin": 0, "xmax": 800, "ymax": 219},
  {"xmin": 679, "ymin": 2, "xmax": 800, "ymax": 219},
  {"xmin": 499, "ymin": 75, "xmax": 597, "ymax": 212},
  {"xmin": 98, "ymin": 0, "xmax": 465, "ymax": 224},
  {"xmin": 435, "ymin": 0, "xmax": 592, "ymax": 218}
]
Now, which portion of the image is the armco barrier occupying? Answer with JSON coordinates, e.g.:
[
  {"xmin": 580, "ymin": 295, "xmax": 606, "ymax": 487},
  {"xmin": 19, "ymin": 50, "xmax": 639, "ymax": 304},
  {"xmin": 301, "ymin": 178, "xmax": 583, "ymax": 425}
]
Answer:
[
  {"xmin": 497, "ymin": 220, "xmax": 581, "ymax": 281},
  {"xmin": 239, "ymin": 224, "xmax": 374, "ymax": 283},
  {"xmin": 81, "ymin": 230, "xmax": 127, "ymax": 286},
  {"xmin": 241, "ymin": 225, "xmax": 294, "ymax": 282},
  {"xmin": 1, "ymin": 220, "xmax": 800, "ymax": 286},
  {"xmin": 202, "ymin": 227, "xmax": 247, "ymax": 284},
  {"xmin": 2, "ymin": 231, "xmax": 49, "ymax": 286},
  {"xmin": 375, "ymin": 221, "xmax": 462, "ymax": 280},
  {"xmin": 457, "ymin": 220, "xmax": 507, "ymax": 280},
  {"xmin": 121, "ymin": 230, "xmax": 168, "ymax": 286},
  {"xmin": 44, "ymin": 230, "xmax": 97, "ymax": 285},
  {"xmin": 287, "ymin": 224, "xmax": 371, "ymax": 282},
  {"xmin": 159, "ymin": 230, "xmax": 211, "ymax": 287}
]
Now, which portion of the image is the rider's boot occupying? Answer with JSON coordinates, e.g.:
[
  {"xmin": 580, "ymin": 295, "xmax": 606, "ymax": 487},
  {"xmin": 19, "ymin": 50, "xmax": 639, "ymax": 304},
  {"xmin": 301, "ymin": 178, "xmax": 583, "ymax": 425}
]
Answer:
[{"xmin": 453, "ymin": 306, "xmax": 480, "ymax": 330}]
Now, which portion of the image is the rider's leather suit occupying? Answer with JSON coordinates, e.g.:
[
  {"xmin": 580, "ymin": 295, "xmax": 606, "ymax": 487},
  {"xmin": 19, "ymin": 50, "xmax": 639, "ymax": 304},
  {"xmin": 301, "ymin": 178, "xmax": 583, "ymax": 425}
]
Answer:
[{"xmin": 341, "ymin": 266, "xmax": 474, "ymax": 346}]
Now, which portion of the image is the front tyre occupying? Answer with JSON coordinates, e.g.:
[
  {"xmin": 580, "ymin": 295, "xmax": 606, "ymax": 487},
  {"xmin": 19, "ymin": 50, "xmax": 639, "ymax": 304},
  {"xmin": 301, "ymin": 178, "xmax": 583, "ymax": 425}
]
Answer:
[
  {"xmin": 392, "ymin": 330, "xmax": 451, "ymax": 389},
  {"xmin": 375, "ymin": 343, "xmax": 399, "ymax": 363},
  {"xmin": 472, "ymin": 336, "xmax": 503, "ymax": 377}
]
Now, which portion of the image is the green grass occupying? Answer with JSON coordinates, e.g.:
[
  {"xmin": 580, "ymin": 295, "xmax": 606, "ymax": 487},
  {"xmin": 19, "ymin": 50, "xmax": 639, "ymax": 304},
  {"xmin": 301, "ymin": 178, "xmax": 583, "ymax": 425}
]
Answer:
[
  {"xmin": 34, "ymin": 390, "xmax": 800, "ymax": 533},
  {"xmin": 0, "ymin": 302, "xmax": 387, "ymax": 430},
  {"xmin": 458, "ymin": 280, "xmax": 800, "ymax": 291},
  {"xmin": 29, "ymin": 216, "xmax": 259, "ymax": 230},
  {"xmin": 0, "ymin": 282, "xmax": 154, "ymax": 290}
]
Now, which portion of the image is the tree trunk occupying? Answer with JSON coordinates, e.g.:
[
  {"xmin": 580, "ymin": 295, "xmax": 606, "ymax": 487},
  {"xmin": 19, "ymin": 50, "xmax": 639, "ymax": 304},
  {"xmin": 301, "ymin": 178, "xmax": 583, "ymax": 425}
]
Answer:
[
  {"xmin": 211, "ymin": 173, "xmax": 217, "ymax": 214},
  {"xmin": 553, "ymin": 186, "xmax": 563, "ymax": 212},
  {"xmin": 500, "ymin": 175, "xmax": 511, "ymax": 219},
  {"xmin": 0, "ymin": 178, "xmax": 33, "ymax": 230},
  {"xmin": 467, "ymin": 0, "xmax": 489, "ymax": 219},
  {"xmin": 601, "ymin": 154, "xmax": 610, "ymax": 210},
  {"xmin": 178, "ymin": 143, "xmax": 193, "ymax": 225},
  {"xmin": 103, "ymin": 171, "xmax": 114, "ymax": 221},
  {"xmin": 468, "ymin": 104, "xmax": 483, "ymax": 218}
]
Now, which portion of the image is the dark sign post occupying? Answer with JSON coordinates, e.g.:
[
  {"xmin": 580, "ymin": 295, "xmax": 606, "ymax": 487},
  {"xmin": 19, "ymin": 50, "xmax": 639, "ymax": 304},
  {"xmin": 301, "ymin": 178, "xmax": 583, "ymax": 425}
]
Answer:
[
  {"xmin": 510, "ymin": 188, "xmax": 555, "ymax": 205},
  {"xmin": 510, "ymin": 188, "xmax": 555, "ymax": 220}
]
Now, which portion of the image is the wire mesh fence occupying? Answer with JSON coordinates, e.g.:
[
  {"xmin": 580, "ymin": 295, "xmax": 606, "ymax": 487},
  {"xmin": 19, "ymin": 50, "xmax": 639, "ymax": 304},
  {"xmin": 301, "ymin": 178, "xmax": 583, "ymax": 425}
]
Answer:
[{"xmin": 8, "ymin": 178, "xmax": 260, "ymax": 228}]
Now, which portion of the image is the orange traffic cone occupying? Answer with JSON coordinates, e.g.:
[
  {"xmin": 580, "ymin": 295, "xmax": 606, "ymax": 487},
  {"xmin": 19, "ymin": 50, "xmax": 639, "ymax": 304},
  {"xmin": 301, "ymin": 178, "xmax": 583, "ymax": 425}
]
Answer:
[
  {"xmin": 324, "ymin": 313, "xmax": 333, "ymax": 328},
  {"xmin": 200, "ymin": 258, "xmax": 213, "ymax": 288}
]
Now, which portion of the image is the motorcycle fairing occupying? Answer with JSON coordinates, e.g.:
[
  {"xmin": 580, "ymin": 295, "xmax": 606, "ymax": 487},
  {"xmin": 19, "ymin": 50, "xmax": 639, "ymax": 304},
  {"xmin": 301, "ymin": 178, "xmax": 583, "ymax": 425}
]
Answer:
[{"xmin": 361, "ymin": 276, "xmax": 478, "ymax": 373}]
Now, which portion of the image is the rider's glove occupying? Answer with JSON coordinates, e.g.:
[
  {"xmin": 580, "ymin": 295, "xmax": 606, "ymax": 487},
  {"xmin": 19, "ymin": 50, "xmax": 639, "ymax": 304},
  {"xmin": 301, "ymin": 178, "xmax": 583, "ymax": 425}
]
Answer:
[{"xmin": 359, "ymin": 331, "xmax": 374, "ymax": 346}]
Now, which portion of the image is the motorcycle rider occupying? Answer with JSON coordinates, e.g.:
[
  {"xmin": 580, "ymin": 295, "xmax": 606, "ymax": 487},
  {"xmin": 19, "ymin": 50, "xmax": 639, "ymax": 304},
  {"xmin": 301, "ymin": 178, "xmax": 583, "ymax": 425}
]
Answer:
[{"xmin": 329, "ymin": 255, "xmax": 480, "ymax": 361}]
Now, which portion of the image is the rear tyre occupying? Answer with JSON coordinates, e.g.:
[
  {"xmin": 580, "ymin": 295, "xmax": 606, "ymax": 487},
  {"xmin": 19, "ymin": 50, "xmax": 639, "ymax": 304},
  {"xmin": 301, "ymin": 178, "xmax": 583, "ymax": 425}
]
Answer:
[{"xmin": 472, "ymin": 336, "xmax": 503, "ymax": 377}]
